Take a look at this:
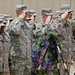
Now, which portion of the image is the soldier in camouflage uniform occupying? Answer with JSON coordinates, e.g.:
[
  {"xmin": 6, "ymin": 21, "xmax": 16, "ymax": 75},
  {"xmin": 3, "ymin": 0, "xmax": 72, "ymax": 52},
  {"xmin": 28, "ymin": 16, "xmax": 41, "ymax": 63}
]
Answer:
[
  {"xmin": 33, "ymin": 9, "xmax": 55, "ymax": 59},
  {"xmin": 34, "ymin": 8, "xmax": 53, "ymax": 36},
  {"xmin": 26, "ymin": 10, "xmax": 38, "ymax": 75},
  {"xmin": 7, "ymin": 5, "xmax": 31, "ymax": 75},
  {"xmin": 71, "ymin": 18, "xmax": 75, "ymax": 52},
  {"xmin": 54, "ymin": 4, "xmax": 73, "ymax": 74},
  {"xmin": 4, "ymin": 14, "xmax": 13, "ymax": 27},
  {"xmin": 4, "ymin": 15, "xmax": 13, "ymax": 39},
  {"xmin": 26, "ymin": 10, "xmax": 37, "ymax": 40},
  {"xmin": 41, "ymin": 8, "xmax": 55, "ymax": 34},
  {"xmin": 0, "ymin": 18, "xmax": 10, "ymax": 75},
  {"xmin": 60, "ymin": 4, "xmax": 73, "ymax": 63}
]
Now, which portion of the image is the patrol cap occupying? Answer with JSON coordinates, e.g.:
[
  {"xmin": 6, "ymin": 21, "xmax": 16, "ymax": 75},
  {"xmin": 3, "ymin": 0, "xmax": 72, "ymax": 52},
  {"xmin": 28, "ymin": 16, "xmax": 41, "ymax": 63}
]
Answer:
[
  {"xmin": 0, "ymin": 15, "xmax": 4, "ymax": 19},
  {"xmin": 27, "ymin": 10, "xmax": 37, "ymax": 16},
  {"xmin": 60, "ymin": 4, "xmax": 73, "ymax": 13},
  {"xmin": 4, "ymin": 15, "xmax": 13, "ymax": 20},
  {"xmin": 0, "ymin": 19, "xmax": 5, "ymax": 26},
  {"xmin": 16, "ymin": 5, "xmax": 27, "ymax": 12},
  {"xmin": 53, "ymin": 15, "xmax": 58, "ymax": 19},
  {"xmin": 41, "ymin": 8, "xmax": 53, "ymax": 15},
  {"xmin": 0, "ymin": 14, "xmax": 4, "ymax": 17}
]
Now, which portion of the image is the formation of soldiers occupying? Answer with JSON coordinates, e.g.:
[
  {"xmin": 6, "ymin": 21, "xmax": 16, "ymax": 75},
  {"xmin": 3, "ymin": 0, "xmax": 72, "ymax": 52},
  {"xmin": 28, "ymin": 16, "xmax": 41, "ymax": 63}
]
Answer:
[{"xmin": 0, "ymin": 4, "xmax": 75, "ymax": 75}]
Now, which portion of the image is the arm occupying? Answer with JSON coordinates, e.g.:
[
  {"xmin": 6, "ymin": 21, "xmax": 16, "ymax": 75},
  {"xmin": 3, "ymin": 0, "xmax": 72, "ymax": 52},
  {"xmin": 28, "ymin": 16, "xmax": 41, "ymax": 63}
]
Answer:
[{"xmin": 8, "ymin": 13, "xmax": 27, "ymax": 34}]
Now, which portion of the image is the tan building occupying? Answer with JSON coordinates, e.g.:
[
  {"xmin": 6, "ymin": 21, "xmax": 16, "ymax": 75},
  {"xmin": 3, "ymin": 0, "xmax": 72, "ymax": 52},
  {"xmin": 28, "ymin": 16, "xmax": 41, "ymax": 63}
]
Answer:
[{"xmin": 0, "ymin": 0, "xmax": 75, "ymax": 18}]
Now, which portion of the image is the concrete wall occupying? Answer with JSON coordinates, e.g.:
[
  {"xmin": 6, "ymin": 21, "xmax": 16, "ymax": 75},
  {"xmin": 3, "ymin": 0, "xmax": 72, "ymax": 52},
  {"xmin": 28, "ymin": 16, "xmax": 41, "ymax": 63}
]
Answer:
[{"xmin": 0, "ymin": 0, "xmax": 75, "ymax": 18}]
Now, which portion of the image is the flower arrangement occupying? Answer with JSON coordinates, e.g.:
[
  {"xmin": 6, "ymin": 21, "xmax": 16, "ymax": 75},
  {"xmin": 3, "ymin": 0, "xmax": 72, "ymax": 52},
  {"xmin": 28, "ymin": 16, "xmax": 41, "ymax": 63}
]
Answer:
[{"xmin": 31, "ymin": 32, "xmax": 62, "ymax": 75}]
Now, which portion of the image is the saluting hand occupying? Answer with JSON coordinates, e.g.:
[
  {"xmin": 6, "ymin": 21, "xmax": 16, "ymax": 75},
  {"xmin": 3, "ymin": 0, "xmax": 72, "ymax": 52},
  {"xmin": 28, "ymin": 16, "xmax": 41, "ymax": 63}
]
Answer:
[{"xmin": 18, "ymin": 12, "xmax": 28, "ymax": 21}]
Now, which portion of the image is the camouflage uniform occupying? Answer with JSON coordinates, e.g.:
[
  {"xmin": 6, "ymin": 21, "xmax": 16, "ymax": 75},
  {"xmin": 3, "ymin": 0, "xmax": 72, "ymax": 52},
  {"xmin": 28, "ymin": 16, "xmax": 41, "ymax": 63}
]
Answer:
[
  {"xmin": 68, "ymin": 18, "xmax": 75, "ymax": 61},
  {"xmin": 8, "ymin": 16, "xmax": 31, "ymax": 75},
  {"xmin": 33, "ymin": 8, "xmax": 53, "ymax": 37},
  {"xmin": 60, "ymin": 4, "xmax": 73, "ymax": 63},
  {"xmin": 55, "ymin": 4, "xmax": 73, "ymax": 75},
  {"xmin": 0, "ymin": 20, "xmax": 10, "ymax": 75},
  {"xmin": 4, "ymin": 5, "xmax": 32, "ymax": 75},
  {"xmin": 26, "ymin": 10, "xmax": 37, "ymax": 40}
]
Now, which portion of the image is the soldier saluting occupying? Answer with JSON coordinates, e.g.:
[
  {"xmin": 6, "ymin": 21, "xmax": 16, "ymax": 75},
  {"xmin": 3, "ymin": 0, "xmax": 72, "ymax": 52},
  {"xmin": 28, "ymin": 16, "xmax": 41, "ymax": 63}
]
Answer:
[
  {"xmin": 0, "ymin": 18, "xmax": 10, "ymax": 75},
  {"xmin": 7, "ymin": 5, "xmax": 31, "ymax": 75}
]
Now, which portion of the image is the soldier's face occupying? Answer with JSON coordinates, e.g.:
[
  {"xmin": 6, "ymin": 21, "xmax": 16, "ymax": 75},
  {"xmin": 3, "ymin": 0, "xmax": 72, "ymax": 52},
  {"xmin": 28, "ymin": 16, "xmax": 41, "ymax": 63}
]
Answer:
[
  {"xmin": 16, "ymin": 11, "xmax": 22, "ymax": 17},
  {"xmin": 27, "ymin": 15, "xmax": 36, "ymax": 23}
]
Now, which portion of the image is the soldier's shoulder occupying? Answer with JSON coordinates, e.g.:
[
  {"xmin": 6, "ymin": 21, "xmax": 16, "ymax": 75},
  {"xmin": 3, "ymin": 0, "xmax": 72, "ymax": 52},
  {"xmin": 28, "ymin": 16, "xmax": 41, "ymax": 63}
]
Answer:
[{"xmin": 10, "ymin": 18, "xmax": 19, "ymax": 25}]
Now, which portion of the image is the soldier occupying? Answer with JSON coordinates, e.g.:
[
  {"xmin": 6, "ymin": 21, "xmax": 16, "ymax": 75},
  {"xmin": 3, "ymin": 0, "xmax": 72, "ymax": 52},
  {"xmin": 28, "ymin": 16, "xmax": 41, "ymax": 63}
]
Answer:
[
  {"xmin": 0, "ymin": 18, "xmax": 10, "ymax": 75},
  {"xmin": 4, "ymin": 15, "xmax": 13, "ymax": 35},
  {"xmin": 41, "ymin": 8, "xmax": 53, "ymax": 23},
  {"xmin": 33, "ymin": 8, "xmax": 54, "ymax": 37},
  {"xmin": 26, "ymin": 10, "xmax": 37, "ymax": 39},
  {"xmin": 41, "ymin": 8, "xmax": 54, "ymax": 34},
  {"xmin": 55, "ymin": 4, "xmax": 73, "ymax": 75},
  {"xmin": 34, "ymin": 8, "xmax": 53, "ymax": 36},
  {"xmin": 4, "ymin": 15, "xmax": 13, "ymax": 21},
  {"xmin": 60, "ymin": 4, "xmax": 73, "ymax": 62},
  {"xmin": 4, "ymin": 15, "xmax": 13, "ymax": 26},
  {"xmin": 27, "ymin": 10, "xmax": 37, "ymax": 24},
  {"xmin": 27, "ymin": 10, "xmax": 37, "ymax": 27},
  {"xmin": 31, "ymin": 9, "xmax": 53, "ymax": 37},
  {"xmin": 25, "ymin": 10, "xmax": 38, "ymax": 75},
  {"xmin": 7, "ymin": 5, "xmax": 31, "ymax": 75}
]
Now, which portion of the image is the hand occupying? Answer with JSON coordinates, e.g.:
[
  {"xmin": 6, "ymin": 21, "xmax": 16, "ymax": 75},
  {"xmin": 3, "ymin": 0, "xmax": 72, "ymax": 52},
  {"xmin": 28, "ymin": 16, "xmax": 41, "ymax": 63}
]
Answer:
[
  {"xmin": 18, "ymin": 12, "xmax": 26, "ymax": 19},
  {"xmin": 45, "ymin": 16, "xmax": 51, "ymax": 23},
  {"xmin": 61, "ymin": 11, "xmax": 68, "ymax": 20}
]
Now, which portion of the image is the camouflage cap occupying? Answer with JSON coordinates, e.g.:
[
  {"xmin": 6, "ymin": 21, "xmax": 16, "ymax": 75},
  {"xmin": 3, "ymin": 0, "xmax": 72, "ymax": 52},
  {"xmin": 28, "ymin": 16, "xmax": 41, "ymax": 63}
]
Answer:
[
  {"xmin": 0, "ymin": 14, "xmax": 4, "ymax": 17},
  {"xmin": 16, "ymin": 5, "xmax": 27, "ymax": 12},
  {"xmin": 4, "ymin": 14, "xmax": 13, "ymax": 20},
  {"xmin": 0, "ymin": 14, "xmax": 4, "ymax": 19},
  {"xmin": 27, "ymin": 10, "xmax": 37, "ymax": 16},
  {"xmin": 60, "ymin": 4, "xmax": 73, "ymax": 13},
  {"xmin": 41, "ymin": 8, "xmax": 53, "ymax": 15}
]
